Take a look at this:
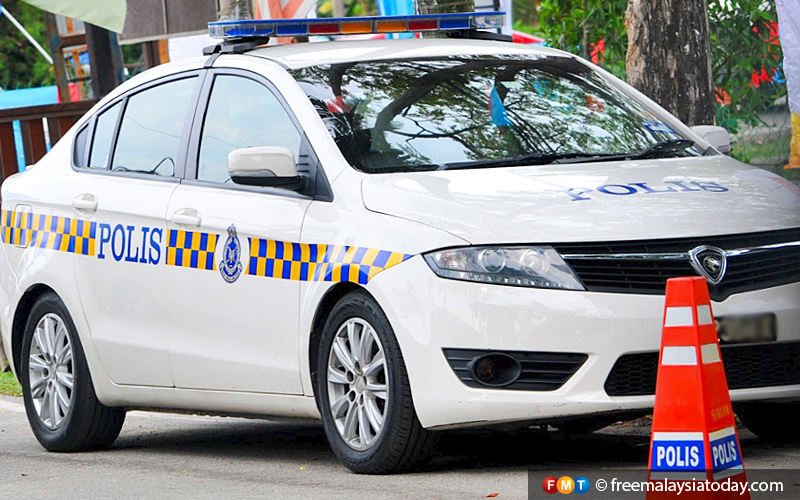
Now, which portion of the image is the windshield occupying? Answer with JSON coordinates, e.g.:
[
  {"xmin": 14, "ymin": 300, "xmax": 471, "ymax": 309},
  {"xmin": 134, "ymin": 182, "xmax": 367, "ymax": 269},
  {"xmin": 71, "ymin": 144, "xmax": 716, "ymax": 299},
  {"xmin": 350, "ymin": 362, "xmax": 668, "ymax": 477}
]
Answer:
[{"xmin": 291, "ymin": 55, "xmax": 700, "ymax": 173}]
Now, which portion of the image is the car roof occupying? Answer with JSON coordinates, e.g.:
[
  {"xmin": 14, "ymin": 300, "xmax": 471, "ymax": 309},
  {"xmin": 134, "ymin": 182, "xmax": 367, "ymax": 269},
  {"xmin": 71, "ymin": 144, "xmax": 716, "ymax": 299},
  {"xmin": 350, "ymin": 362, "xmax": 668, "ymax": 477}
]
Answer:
[{"xmin": 245, "ymin": 38, "xmax": 571, "ymax": 70}]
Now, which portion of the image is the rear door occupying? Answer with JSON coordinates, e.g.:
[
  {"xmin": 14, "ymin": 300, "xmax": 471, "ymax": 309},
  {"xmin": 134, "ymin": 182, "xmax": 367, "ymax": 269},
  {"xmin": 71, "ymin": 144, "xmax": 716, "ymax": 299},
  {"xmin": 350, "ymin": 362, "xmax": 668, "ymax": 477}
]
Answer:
[{"xmin": 70, "ymin": 73, "xmax": 203, "ymax": 387}]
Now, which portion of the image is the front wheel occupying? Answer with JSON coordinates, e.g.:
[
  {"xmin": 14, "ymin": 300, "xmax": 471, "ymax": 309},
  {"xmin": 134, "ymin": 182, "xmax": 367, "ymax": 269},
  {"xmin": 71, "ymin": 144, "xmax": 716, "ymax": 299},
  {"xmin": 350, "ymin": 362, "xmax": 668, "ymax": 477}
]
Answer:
[
  {"xmin": 315, "ymin": 291, "xmax": 433, "ymax": 474},
  {"xmin": 20, "ymin": 292, "xmax": 126, "ymax": 452}
]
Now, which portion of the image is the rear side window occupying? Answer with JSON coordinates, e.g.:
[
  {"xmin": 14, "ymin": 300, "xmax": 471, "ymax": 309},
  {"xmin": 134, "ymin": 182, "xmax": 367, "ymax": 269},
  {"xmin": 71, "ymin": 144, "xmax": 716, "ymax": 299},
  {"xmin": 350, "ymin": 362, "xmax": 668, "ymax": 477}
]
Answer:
[
  {"xmin": 73, "ymin": 124, "xmax": 89, "ymax": 167},
  {"xmin": 88, "ymin": 101, "xmax": 122, "ymax": 170},
  {"xmin": 111, "ymin": 77, "xmax": 197, "ymax": 176}
]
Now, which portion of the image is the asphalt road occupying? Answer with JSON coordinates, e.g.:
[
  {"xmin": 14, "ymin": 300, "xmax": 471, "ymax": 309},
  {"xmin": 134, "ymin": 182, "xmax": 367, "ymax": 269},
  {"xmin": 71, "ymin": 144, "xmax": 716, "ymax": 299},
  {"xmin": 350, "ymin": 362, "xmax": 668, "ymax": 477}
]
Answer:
[{"xmin": 1, "ymin": 396, "xmax": 799, "ymax": 500}]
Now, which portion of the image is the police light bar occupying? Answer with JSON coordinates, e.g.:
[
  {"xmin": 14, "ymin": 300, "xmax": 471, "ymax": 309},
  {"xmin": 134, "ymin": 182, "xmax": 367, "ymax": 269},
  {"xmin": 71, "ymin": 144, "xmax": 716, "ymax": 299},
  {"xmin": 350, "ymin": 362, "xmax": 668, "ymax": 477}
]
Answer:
[{"xmin": 208, "ymin": 11, "xmax": 506, "ymax": 39}]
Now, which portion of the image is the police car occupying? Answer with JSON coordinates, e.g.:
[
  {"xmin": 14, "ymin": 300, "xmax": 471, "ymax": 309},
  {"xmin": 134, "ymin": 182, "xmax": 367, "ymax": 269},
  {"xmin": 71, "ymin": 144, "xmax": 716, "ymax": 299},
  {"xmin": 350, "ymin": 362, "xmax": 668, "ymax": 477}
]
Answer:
[{"xmin": 1, "ymin": 12, "xmax": 799, "ymax": 474}]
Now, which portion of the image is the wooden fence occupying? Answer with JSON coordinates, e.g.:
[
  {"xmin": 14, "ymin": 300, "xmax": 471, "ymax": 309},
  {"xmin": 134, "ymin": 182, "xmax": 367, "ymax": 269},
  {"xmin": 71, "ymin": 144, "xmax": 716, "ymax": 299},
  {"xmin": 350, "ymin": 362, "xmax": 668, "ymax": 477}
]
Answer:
[{"xmin": 0, "ymin": 100, "xmax": 97, "ymax": 182}]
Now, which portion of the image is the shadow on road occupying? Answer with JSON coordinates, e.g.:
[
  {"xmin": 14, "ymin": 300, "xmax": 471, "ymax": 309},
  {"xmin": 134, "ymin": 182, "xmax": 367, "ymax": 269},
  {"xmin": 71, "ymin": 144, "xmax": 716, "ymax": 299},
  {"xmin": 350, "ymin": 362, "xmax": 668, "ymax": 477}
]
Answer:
[{"xmin": 112, "ymin": 417, "xmax": 658, "ymax": 472}]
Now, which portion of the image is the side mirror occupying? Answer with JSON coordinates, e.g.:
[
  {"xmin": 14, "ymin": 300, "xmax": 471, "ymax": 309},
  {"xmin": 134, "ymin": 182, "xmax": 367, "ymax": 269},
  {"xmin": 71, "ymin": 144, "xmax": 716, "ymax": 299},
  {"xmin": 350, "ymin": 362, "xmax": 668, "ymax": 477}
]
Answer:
[
  {"xmin": 227, "ymin": 146, "xmax": 304, "ymax": 190},
  {"xmin": 690, "ymin": 125, "xmax": 731, "ymax": 154}
]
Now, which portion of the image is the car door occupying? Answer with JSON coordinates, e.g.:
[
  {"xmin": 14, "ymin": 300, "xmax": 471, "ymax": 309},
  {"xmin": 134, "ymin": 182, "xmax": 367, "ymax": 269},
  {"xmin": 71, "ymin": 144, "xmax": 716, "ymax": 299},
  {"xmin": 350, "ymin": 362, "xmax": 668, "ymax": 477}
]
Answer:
[
  {"xmin": 165, "ymin": 70, "xmax": 316, "ymax": 394},
  {"xmin": 71, "ymin": 73, "xmax": 202, "ymax": 387}
]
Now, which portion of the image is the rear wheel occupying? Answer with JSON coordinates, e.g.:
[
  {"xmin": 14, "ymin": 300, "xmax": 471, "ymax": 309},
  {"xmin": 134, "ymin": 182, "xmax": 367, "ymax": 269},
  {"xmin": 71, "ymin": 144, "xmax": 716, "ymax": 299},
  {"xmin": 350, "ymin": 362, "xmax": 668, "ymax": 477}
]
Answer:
[
  {"xmin": 737, "ymin": 402, "xmax": 800, "ymax": 442},
  {"xmin": 315, "ymin": 291, "xmax": 433, "ymax": 474},
  {"xmin": 20, "ymin": 293, "xmax": 126, "ymax": 452}
]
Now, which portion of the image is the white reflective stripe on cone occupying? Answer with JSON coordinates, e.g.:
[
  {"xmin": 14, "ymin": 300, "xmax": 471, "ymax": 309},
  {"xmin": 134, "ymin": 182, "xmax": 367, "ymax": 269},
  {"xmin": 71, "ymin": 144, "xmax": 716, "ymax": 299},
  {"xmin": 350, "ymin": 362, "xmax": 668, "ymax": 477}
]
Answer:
[
  {"xmin": 652, "ymin": 431, "xmax": 705, "ymax": 441},
  {"xmin": 664, "ymin": 306, "xmax": 694, "ymax": 327},
  {"xmin": 649, "ymin": 471, "xmax": 707, "ymax": 481},
  {"xmin": 701, "ymin": 343, "xmax": 721, "ymax": 364},
  {"xmin": 713, "ymin": 465, "xmax": 745, "ymax": 481},
  {"xmin": 696, "ymin": 305, "xmax": 714, "ymax": 325},
  {"xmin": 708, "ymin": 426, "xmax": 736, "ymax": 441},
  {"xmin": 661, "ymin": 345, "xmax": 698, "ymax": 365}
]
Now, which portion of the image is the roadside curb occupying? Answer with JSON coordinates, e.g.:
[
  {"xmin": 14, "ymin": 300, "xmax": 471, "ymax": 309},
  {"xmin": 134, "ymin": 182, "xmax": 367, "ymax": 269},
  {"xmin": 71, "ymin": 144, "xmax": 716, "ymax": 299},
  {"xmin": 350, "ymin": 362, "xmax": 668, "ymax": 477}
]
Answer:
[{"xmin": 0, "ymin": 396, "xmax": 24, "ymax": 413}]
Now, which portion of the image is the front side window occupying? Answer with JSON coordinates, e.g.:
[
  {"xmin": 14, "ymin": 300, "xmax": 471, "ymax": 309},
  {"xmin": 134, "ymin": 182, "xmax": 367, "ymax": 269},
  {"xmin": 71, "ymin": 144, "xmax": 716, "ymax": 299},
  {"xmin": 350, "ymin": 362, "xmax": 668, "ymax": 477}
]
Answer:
[
  {"xmin": 197, "ymin": 75, "xmax": 302, "ymax": 183},
  {"xmin": 292, "ymin": 55, "xmax": 701, "ymax": 173},
  {"xmin": 111, "ymin": 77, "xmax": 197, "ymax": 176}
]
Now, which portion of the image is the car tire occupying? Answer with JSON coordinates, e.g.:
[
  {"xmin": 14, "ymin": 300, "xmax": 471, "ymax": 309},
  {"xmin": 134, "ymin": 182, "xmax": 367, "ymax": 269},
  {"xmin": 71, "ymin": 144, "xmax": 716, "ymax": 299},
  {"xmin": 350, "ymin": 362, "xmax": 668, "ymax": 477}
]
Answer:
[
  {"xmin": 20, "ymin": 292, "xmax": 126, "ymax": 452},
  {"xmin": 315, "ymin": 290, "xmax": 433, "ymax": 474},
  {"xmin": 737, "ymin": 402, "xmax": 800, "ymax": 442}
]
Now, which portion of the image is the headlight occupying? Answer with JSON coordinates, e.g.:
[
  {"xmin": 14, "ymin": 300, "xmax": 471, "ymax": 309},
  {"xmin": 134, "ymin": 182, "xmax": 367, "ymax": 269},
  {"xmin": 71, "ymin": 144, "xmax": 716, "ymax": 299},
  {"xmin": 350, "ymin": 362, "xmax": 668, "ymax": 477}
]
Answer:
[{"xmin": 423, "ymin": 246, "xmax": 585, "ymax": 290}]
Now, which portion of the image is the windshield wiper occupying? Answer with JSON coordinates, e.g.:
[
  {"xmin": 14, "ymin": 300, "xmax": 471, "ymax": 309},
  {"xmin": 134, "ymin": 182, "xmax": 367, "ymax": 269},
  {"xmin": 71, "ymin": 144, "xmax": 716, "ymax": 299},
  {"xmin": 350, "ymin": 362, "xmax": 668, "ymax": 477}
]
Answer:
[
  {"xmin": 547, "ymin": 139, "xmax": 698, "ymax": 165},
  {"xmin": 437, "ymin": 139, "xmax": 697, "ymax": 171},
  {"xmin": 619, "ymin": 139, "xmax": 696, "ymax": 160},
  {"xmin": 440, "ymin": 152, "xmax": 615, "ymax": 170}
]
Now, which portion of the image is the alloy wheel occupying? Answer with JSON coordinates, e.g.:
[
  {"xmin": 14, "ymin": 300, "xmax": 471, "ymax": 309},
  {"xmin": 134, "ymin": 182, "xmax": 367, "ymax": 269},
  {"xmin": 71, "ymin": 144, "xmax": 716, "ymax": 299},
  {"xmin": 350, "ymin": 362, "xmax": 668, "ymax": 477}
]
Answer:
[
  {"xmin": 326, "ymin": 317, "xmax": 389, "ymax": 451},
  {"xmin": 28, "ymin": 313, "xmax": 74, "ymax": 429}
]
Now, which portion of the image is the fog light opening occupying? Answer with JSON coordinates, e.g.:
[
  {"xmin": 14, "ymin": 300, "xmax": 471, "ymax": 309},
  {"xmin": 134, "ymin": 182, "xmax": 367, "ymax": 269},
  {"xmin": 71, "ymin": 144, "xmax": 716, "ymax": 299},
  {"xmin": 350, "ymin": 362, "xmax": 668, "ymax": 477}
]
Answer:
[{"xmin": 468, "ymin": 353, "xmax": 522, "ymax": 387}]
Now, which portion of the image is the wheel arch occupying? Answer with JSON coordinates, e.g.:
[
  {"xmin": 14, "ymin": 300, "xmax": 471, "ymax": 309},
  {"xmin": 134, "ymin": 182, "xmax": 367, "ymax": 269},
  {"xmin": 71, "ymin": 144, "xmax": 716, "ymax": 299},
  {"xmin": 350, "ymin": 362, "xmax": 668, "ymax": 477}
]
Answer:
[
  {"xmin": 308, "ymin": 282, "xmax": 367, "ymax": 396},
  {"xmin": 11, "ymin": 283, "xmax": 58, "ymax": 374}
]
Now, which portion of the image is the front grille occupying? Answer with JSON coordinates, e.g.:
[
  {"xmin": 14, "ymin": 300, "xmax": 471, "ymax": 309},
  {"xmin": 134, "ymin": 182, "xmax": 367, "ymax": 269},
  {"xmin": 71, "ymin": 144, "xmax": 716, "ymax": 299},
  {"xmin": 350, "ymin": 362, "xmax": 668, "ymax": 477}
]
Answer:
[
  {"xmin": 605, "ymin": 341, "xmax": 800, "ymax": 396},
  {"xmin": 443, "ymin": 348, "xmax": 588, "ymax": 391},
  {"xmin": 554, "ymin": 227, "xmax": 800, "ymax": 301}
]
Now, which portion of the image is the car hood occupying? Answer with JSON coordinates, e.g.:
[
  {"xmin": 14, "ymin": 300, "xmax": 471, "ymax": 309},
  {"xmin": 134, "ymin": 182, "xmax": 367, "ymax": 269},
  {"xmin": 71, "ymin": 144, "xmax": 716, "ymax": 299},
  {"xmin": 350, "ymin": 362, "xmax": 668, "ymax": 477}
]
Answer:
[{"xmin": 361, "ymin": 156, "xmax": 800, "ymax": 244}]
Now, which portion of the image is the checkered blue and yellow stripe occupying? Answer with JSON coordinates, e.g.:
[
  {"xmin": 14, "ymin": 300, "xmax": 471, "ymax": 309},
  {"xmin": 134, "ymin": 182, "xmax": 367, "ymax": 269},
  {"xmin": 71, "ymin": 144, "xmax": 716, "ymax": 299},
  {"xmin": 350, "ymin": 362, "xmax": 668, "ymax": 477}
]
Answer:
[
  {"xmin": 1, "ymin": 210, "xmax": 96, "ymax": 256},
  {"xmin": 1, "ymin": 210, "xmax": 414, "ymax": 282},
  {"xmin": 166, "ymin": 229, "xmax": 219, "ymax": 270},
  {"xmin": 247, "ymin": 239, "xmax": 412, "ymax": 285}
]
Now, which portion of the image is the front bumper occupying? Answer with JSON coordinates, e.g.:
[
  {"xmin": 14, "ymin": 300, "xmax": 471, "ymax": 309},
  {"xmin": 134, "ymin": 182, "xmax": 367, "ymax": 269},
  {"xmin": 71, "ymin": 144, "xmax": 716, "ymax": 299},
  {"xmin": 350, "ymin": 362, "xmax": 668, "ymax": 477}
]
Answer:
[{"xmin": 367, "ymin": 256, "xmax": 800, "ymax": 429}]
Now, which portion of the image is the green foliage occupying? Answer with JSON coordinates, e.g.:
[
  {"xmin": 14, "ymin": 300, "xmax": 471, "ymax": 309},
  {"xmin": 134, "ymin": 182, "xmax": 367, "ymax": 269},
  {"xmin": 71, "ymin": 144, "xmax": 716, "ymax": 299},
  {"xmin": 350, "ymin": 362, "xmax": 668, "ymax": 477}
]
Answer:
[
  {"xmin": 317, "ymin": 0, "xmax": 378, "ymax": 18},
  {"xmin": 536, "ymin": 0, "xmax": 786, "ymax": 143},
  {"xmin": 0, "ymin": 370, "xmax": 22, "ymax": 397},
  {"xmin": 0, "ymin": 0, "xmax": 54, "ymax": 89},
  {"xmin": 709, "ymin": 1, "xmax": 784, "ymax": 133},
  {"xmin": 122, "ymin": 44, "xmax": 142, "ymax": 67},
  {"xmin": 537, "ymin": 0, "xmax": 628, "ymax": 79},
  {"xmin": 513, "ymin": 0, "xmax": 539, "ymax": 28}
]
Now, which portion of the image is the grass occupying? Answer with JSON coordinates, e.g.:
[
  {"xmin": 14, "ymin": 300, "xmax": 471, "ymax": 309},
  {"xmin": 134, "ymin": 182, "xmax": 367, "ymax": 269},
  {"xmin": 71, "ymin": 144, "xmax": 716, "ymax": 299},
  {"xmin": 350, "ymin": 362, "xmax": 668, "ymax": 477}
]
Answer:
[
  {"xmin": 0, "ymin": 370, "xmax": 22, "ymax": 397},
  {"xmin": 731, "ymin": 134, "xmax": 800, "ymax": 181}
]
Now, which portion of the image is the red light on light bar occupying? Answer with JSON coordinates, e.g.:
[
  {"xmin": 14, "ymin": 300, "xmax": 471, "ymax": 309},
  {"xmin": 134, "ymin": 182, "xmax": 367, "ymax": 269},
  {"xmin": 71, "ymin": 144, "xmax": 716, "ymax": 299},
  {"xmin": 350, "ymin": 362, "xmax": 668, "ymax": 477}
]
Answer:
[
  {"xmin": 309, "ymin": 22, "xmax": 340, "ymax": 34},
  {"xmin": 407, "ymin": 19, "xmax": 438, "ymax": 31}
]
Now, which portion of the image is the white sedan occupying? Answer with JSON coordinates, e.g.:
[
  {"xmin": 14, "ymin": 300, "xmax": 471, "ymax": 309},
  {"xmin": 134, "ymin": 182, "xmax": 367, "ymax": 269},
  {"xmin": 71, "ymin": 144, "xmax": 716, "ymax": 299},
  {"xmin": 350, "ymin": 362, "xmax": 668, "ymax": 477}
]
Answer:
[{"xmin": 1, "ymin": 13, "xmax": 799, "ymax": 474}]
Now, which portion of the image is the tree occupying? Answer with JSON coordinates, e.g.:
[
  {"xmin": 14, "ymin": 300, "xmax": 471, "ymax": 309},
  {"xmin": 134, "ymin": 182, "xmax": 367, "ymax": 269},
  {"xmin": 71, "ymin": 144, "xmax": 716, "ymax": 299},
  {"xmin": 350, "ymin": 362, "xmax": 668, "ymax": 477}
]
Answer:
[
  {"xmin": 538, "ymin": 0, "xmax": 628, "ymax": 79},
  {"xmin": 0, "ymin": 0, "xmax": 54, "ymax": 89},
  {"xmin": 624, "ymin": 0, "xmax": 715, "ymax": 126}
]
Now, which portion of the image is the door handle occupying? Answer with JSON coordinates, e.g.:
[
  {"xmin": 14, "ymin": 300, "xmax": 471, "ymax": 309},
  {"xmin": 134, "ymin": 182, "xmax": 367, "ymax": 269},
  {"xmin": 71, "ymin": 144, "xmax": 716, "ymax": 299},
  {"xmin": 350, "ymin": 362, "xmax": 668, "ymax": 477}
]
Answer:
[
  {"xmin": 169, "ymin": 209, "xmax": 202, "ymax": 228},
  {"xmin": 71, "ymin": 194, "xmax": 98, "ymax": 213}
]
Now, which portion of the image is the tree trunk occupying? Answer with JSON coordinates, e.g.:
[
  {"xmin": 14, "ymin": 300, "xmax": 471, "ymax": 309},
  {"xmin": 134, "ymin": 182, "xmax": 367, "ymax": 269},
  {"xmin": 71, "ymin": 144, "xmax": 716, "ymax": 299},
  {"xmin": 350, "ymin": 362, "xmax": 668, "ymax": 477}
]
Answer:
[
  {"xmin": 85, "ymin": 24, "xmax": 125, "ymax": 99},
  {"xmin": 417, "ymin": 0, "xmax": 475, "ymax": 17},
  {"xmin": 625, "ymin": 0, "xmax": 715, "ymax": 126}
]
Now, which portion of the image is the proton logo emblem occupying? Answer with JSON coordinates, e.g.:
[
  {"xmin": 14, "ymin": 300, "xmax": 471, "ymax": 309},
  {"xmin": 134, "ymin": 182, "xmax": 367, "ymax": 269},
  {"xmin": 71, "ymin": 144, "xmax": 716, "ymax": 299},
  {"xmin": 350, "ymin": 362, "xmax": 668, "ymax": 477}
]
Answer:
[{"xmin": 688, "ymin": 245, "xmax": 727, "ymax": 285}]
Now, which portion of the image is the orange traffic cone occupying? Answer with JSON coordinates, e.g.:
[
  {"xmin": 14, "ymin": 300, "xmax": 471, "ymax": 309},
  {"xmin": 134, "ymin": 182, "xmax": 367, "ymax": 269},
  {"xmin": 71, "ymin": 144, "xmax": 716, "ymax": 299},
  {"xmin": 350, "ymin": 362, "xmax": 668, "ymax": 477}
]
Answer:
[{"xmin": 647, "ymin": 277, "xmax": 749, "ymax": 499}]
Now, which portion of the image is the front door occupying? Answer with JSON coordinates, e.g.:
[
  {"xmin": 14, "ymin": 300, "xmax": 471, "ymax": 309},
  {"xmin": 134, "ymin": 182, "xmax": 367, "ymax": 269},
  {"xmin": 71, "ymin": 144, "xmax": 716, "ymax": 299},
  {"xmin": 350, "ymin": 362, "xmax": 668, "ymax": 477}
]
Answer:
[{"xmin": 165, "ymin": 71, "xmax": 312, "ymax": 393}]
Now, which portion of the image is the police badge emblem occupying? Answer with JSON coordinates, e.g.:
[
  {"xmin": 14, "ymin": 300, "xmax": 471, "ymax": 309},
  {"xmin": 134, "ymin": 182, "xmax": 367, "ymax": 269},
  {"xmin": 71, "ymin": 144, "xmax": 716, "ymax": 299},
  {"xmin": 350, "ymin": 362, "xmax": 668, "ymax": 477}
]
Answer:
[{"xmin": 219, "ymin": 224, "xmax": 243, "ymax": 283}]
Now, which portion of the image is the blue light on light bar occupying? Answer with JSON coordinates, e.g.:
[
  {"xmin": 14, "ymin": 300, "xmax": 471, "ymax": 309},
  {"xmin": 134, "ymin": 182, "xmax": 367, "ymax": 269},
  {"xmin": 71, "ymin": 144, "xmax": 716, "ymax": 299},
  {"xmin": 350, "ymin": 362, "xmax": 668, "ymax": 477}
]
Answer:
[{"xmin": 208, "ymin": 11, "xmax": 506, "ymax": 39}]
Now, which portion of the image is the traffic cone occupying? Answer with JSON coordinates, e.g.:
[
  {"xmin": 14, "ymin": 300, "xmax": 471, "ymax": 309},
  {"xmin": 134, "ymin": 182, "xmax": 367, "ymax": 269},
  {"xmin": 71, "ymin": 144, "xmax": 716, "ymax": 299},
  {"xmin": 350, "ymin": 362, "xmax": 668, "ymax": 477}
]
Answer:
[{"xmin": 647, "ymin": 277, "xmax": 749, "ymax": 499}]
